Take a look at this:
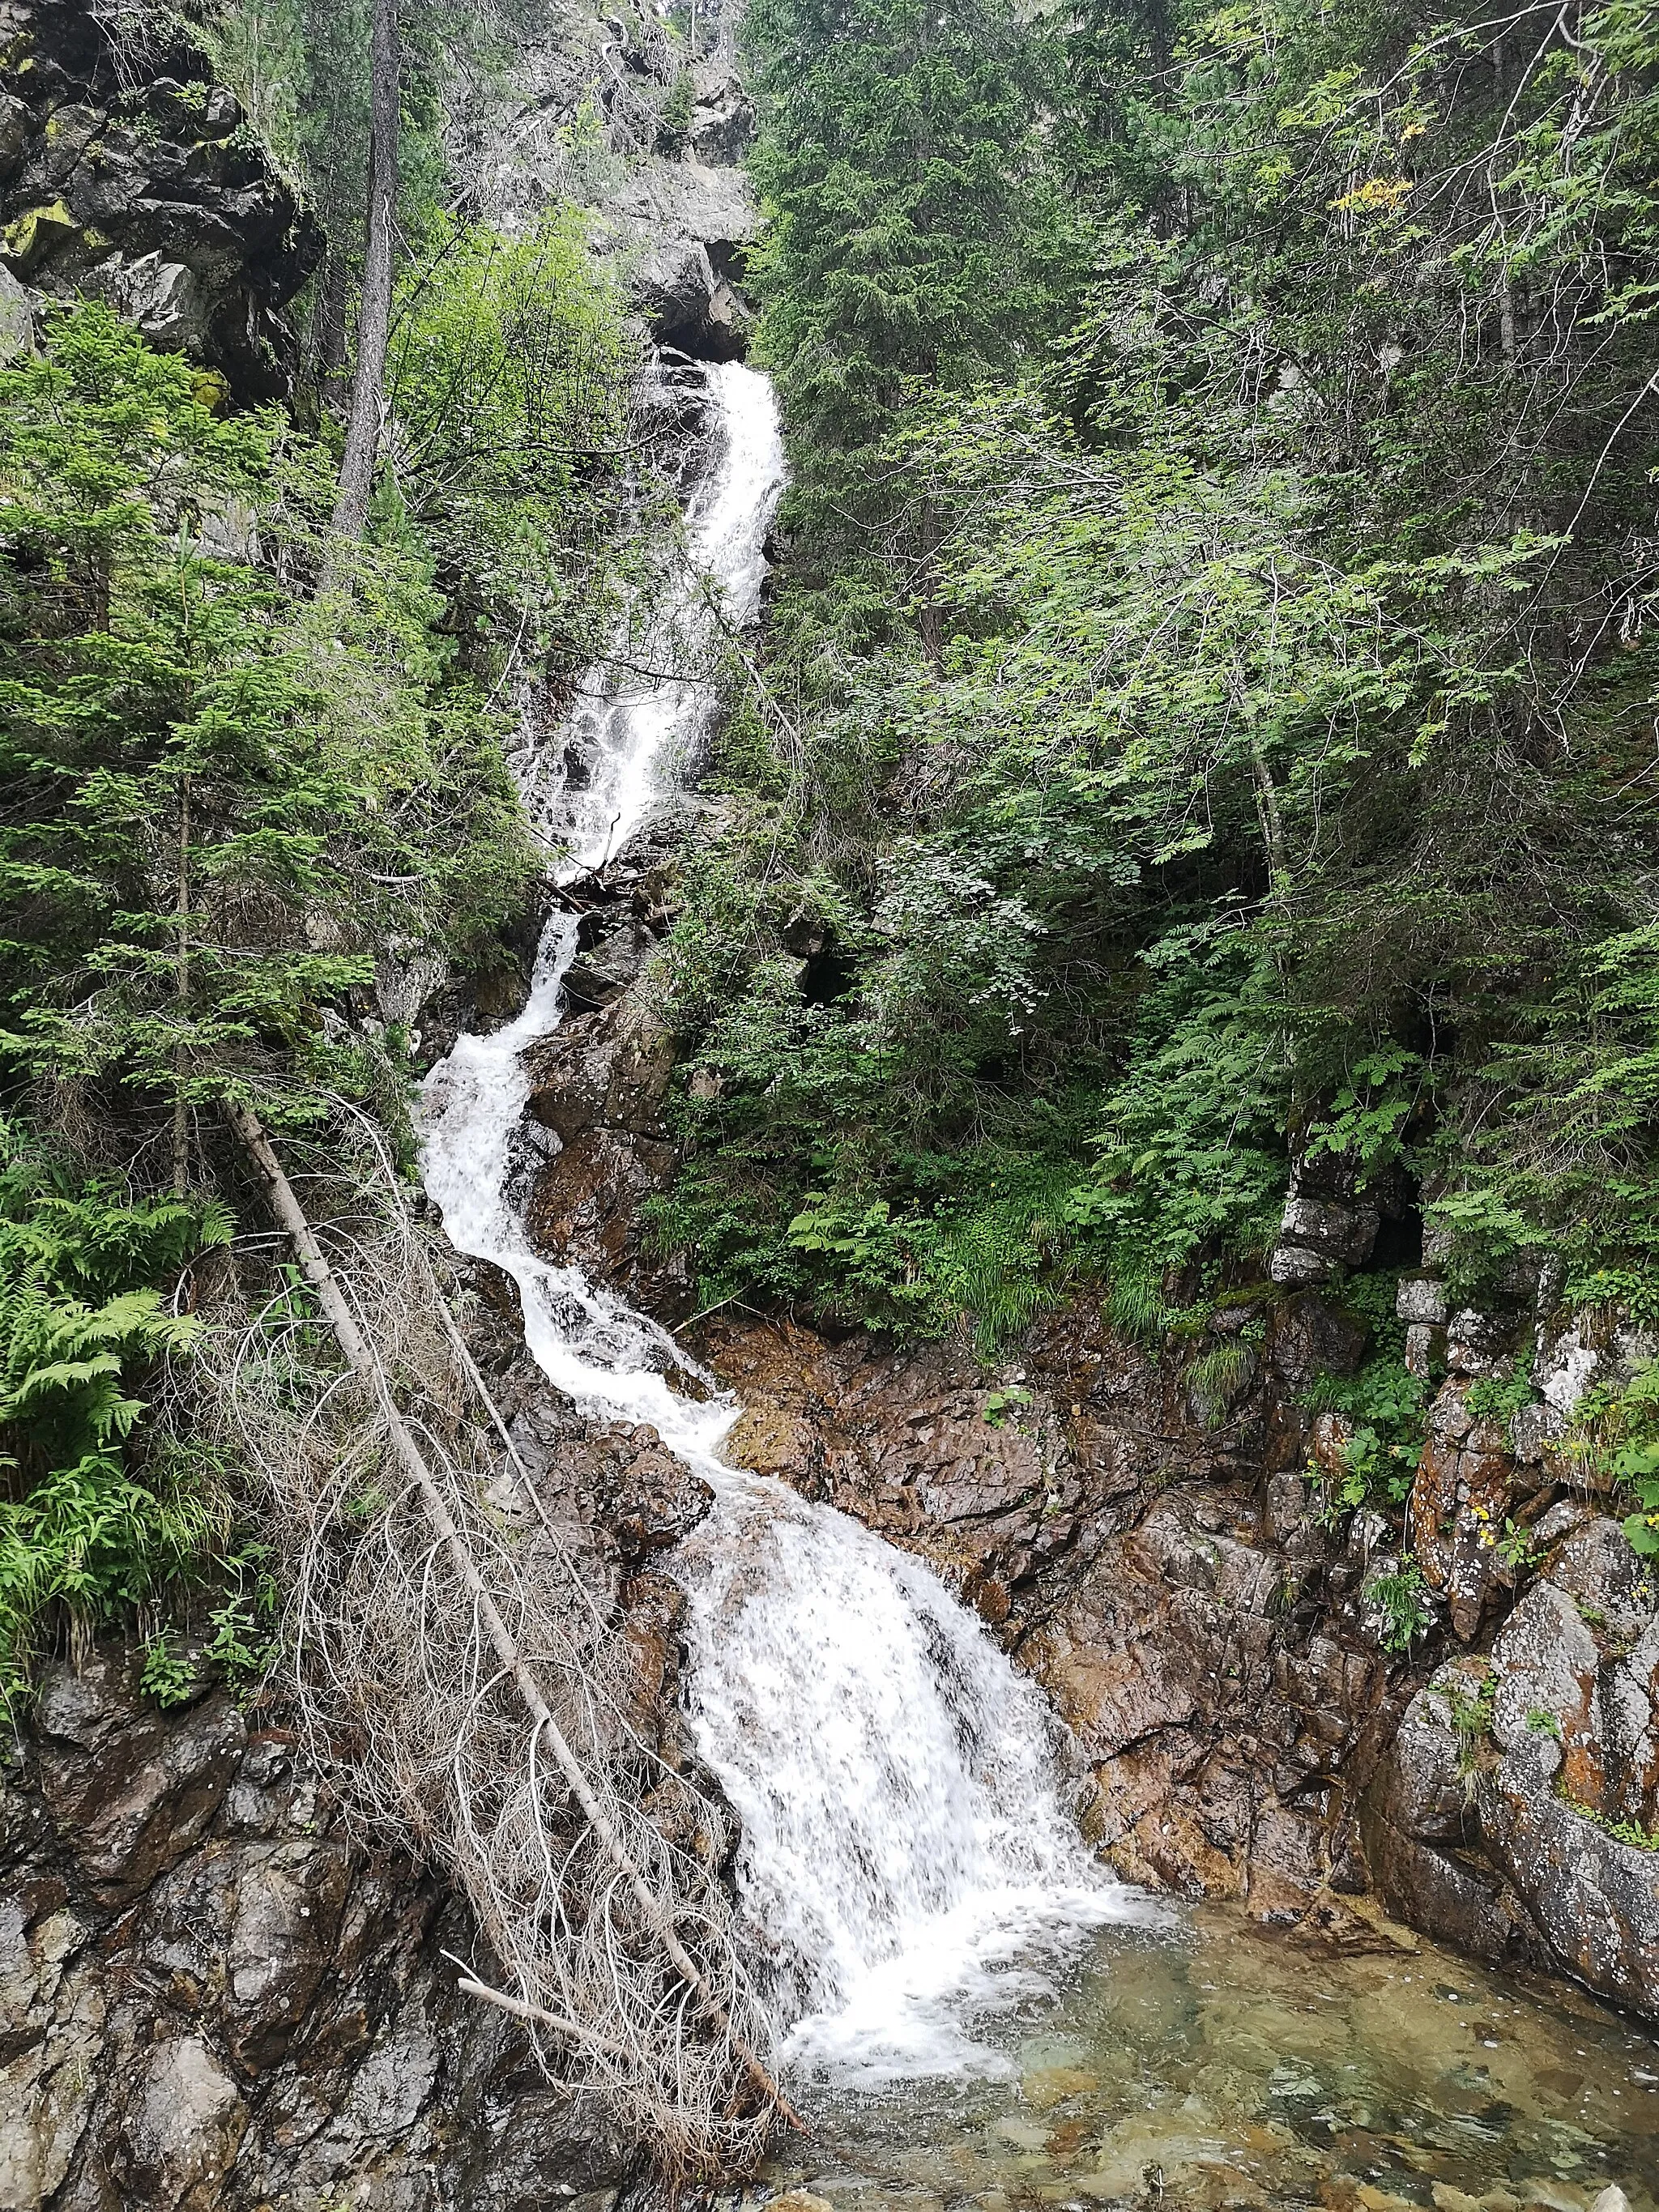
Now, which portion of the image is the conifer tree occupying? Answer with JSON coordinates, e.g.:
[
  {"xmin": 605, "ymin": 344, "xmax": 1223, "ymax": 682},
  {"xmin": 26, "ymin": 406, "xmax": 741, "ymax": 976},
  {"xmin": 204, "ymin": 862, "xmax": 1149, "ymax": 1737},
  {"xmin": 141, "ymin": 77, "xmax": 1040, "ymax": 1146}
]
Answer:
[{"xmin": 747, "ymin": 0, "xmax": 1077, "ymax": 598}]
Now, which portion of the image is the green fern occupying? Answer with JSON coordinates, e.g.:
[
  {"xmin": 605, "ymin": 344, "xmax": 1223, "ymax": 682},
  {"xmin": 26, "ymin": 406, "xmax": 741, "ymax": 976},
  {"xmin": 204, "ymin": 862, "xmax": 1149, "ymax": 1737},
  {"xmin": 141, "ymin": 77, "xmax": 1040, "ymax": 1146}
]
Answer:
[{"xmin": 0, "ymin": 1120, "xmax": 229, "ymax": 1712}]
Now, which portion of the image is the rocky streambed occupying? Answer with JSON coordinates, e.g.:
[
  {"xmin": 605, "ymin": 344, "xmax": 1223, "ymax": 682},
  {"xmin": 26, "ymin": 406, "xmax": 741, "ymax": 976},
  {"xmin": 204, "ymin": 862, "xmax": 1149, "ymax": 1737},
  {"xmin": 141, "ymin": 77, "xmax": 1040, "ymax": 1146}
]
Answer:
[
  {"xmin": 758, "ymin": 1903, "xmax": 1657, "ymax": 2212},
  {"xmin": 0, "ymin": 1353, "xmax": 724, "ymax": 2211}
]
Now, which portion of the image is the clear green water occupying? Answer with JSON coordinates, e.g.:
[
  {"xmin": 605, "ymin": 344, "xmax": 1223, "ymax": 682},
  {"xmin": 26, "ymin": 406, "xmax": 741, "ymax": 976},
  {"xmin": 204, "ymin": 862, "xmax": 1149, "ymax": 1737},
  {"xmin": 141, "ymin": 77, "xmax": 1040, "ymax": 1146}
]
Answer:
[{"xmin": 756, "ymin": 1906, "xmax": 1658, "ymax": 2212}]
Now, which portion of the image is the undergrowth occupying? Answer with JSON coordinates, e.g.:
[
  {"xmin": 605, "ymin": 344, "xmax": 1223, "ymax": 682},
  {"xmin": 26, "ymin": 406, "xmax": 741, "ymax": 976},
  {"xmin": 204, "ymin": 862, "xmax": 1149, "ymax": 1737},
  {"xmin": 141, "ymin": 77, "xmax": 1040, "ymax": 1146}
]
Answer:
[{"xmin": 0, "ymin": 1122, "xmax": 233, "ymax": 1714}]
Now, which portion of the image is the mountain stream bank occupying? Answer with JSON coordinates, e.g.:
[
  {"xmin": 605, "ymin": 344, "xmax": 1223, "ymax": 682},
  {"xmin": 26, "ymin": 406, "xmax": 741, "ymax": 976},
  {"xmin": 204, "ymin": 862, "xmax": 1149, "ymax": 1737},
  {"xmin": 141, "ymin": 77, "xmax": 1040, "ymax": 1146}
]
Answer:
[{"xmin": 416, "ymin": 359, "xmax": 1659, "ymax": 2208}]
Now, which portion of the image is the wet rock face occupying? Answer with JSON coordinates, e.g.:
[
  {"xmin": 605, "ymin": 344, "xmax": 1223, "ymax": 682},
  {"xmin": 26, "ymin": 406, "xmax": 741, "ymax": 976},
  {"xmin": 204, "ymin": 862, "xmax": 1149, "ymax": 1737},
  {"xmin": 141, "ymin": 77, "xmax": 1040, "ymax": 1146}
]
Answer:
[
  {"xmin": 0, "ymin": 1368, "xmax": 715, "ymax": 2210},
  {"xmin": 0, "ymin": 0, "xmax": 321, "ymax": 399},
  {"xmin": 521, "ymin": 890, "xmax": 691, "ymax": 1318},
  {"xmin": 2, "ymin": 1647, "xmax": 616, "ymax": 2211},
  {"xmin": 1405, "ymin": 1380, "xmax": 1532, "ymax": 1643},
  {"xmin": 1367, "ymin": 1519, "xmax": 1659, "ymax": 2014},
  {"xmin": 699, "ymin": 1299, "xmax": 1659, "ymax": 2015},
  {"xmin": 701, "ymin": 1307, "xmax": 1401, "ymax": 1932}
]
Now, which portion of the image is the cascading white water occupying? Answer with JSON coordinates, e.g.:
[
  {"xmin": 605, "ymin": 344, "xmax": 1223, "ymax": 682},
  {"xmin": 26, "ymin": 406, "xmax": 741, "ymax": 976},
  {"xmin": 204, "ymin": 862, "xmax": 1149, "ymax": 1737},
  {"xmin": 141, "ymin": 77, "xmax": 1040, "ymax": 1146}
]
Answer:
[
  {"xmin": 420, "ymin": 360, "xmax": 1144, "ymax": 2095},
  {"xmin": 518, "ymin": 359, "xmax": 787, "ymax": 877}
]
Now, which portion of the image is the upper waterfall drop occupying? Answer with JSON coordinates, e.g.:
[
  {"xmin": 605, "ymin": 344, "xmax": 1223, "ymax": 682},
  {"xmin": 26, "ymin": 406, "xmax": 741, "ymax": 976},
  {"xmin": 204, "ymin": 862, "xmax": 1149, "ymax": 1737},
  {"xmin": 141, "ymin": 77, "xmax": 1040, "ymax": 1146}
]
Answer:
[
  {"xmin": 418, "ymin": 357, "xmax": 1144, "ymax": 2095},
  {"xmin": 522, "ymin": 360, "xmax": 787, "ymax": 880}
]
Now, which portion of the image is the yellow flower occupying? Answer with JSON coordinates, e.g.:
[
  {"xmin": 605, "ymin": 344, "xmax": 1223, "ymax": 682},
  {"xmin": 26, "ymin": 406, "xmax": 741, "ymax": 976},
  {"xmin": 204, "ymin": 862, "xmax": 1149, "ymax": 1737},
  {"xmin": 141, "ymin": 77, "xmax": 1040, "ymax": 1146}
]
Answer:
[{"xmin": 1333, "ymin": 176, "xmax": 1414, "ymax": 215}]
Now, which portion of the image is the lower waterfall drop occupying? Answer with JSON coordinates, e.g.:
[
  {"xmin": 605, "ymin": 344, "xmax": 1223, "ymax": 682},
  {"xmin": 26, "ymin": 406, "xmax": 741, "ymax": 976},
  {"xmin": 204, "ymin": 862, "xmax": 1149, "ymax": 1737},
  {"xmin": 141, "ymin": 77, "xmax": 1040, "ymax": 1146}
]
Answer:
[{"xmin": 419, "ymin": 359, "xmax": 1144, "ymax": 2096}]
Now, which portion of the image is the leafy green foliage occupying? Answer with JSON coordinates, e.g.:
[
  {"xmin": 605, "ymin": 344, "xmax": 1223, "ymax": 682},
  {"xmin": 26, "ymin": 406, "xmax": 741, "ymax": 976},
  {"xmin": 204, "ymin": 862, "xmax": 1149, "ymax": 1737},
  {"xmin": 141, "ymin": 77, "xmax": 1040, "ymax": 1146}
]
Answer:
[
  {"xmin": 385, "ymin": 207, "xmax": 632, "ymax": 660},
  {"xmin": 0, "ymin": 1120, "xmax": 231, "ymax": 1712},
  {"xmin": 1184, "ymin": 1336, "xmax": 1257, "ymax": 1430},
  {"xmin": 748, "ymin": 0, "xmax": 1077, "ymax": 451},
  {"xmin": 0, "ymin": 279, "xmax": 626, "ymax": 1684},
  {"xmin": 138, "ymin": 1545, "xmax": 279, "ymax": 1709},
  {"xmin": 979, "ymin": 1386, "xmax": 1032, "ymax": 1429},
  {"xmin": 1434, "ymin": 1664, "xmax": 1497, "ymax": 1769},
  {"xmin": 139, "ymin": 1626, "xmax": 198, "ymax": 1708},
  {"xmin": 1567, "ymin": 1357, "xmax": 1659, "ymax": 1558},
  {"xmin": 1365, "ymin": 1557, "xmax": 1435, "ymax": 1654},
  {"xmin": 1307, "ymin": 1356, "xmax": 1430, "ymax": 1514},
  {"xmin": 1465, "ymin": 1357, "xmax": 1537, "ymax": 1426},
  {"xmin": 1300, "ymin": 1272, "xmax": 1429, "ymax": 1511},
  {"xmin": 0, "ymin": 303, "xmax": 535, "ymax": 1132},
  {"xmin": 657, "ymin": 0, "xmax": 1659, "ymax": 1347},
  {"xmin": 1559, "ymin": 1794, "xmax": 1659, "ymax": 1853}
]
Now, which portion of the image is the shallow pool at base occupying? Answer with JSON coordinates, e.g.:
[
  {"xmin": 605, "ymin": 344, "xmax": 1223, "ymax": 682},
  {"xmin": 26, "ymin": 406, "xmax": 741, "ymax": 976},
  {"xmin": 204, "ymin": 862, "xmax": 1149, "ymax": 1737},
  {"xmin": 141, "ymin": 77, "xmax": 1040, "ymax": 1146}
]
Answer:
[{"xmin": 757, "ymin": 1905, "xmax": 1659, "ymax": 2212}]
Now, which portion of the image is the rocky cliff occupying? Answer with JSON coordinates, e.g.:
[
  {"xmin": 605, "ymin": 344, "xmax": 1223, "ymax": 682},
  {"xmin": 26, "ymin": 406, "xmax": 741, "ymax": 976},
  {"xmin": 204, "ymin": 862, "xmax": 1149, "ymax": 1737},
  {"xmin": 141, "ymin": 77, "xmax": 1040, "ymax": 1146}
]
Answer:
[
  {"xmin": 518, "ymin": 958, "xmax": 1659, "ymax": 2025},
  {"xmin": 0, "ymin": 0, "xmax": 319, "ymax": 397},
  {"xmin": 683, "ymin": 1268, "xmax": 1659, "ymax": 2021}
]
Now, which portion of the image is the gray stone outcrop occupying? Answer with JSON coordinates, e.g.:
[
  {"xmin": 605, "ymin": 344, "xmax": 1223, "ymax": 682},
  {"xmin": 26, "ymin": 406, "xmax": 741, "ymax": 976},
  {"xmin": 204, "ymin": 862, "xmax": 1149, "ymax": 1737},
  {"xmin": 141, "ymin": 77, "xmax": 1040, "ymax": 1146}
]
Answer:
[
  {"xmin": 1366, "ymin": 1519, "xmax": 1659, "ymax": 2014},
  {"xmin": 0, "ymin": 0, "xmax": 321, "ymax": 399}
]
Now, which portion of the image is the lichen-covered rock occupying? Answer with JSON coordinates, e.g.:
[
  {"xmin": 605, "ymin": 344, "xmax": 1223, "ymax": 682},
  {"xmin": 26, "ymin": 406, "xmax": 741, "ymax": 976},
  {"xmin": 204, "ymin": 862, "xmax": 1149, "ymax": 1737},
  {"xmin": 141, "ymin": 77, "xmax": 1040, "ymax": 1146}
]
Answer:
[
  {"xmin": 0, "ymin": 261, "xmax": 32, "ymax": 358},
  {"xmin": 689, "ymin": 65, "xmax": 757, "ymax": 165},
  {"xmin": 1535, "ymin": 1306, "xmax": 1659, "ymax": 1423},
  {"xmin": 1366, "ymin": 1518, "xmax": 1659, "ymax": 2015},
  {"xmin": 1405, "ymin": 1380, "xmax": 1522, "ymax": 1642},
  {"xmin": 0, "ymin": 0, "xmax": 320, "ymax": 398}
]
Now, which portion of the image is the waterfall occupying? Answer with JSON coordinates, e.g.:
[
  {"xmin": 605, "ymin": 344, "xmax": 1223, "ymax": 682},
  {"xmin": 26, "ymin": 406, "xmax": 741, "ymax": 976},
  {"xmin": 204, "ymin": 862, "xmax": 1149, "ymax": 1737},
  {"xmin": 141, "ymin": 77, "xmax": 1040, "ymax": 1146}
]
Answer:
[{"xmin": 419, "ymin": 360, "xmax": 1139, "ymax": 2095}]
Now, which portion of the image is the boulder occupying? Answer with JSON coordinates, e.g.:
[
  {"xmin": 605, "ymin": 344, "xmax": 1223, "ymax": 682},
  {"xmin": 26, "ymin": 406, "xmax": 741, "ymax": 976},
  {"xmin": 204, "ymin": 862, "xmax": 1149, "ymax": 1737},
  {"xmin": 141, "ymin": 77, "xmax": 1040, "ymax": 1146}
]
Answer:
[
  {"xmin": 689, "ymin": 70, "xmax": 756, "ymax": 164},
  {"xmin": 594, "ymin": 1425, "xmax": 715, "ymax": 1560},
  {"xmin": 0, "ymin": 0, "xmax": 321, "ymax": 399},
  {"xmin": 1269, "ymin": 1144, "xmax": 1384, "ymax": 1285},
  {"xmin": 1366, "ymin": 1517, "xmax": 1659, "ymax": 2016}
]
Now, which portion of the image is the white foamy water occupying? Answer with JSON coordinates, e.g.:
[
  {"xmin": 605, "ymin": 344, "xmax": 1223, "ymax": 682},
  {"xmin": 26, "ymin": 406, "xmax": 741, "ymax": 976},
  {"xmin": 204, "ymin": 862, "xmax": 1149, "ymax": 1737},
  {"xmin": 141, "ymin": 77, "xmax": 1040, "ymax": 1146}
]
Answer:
[
  {"xmin": 420, "ymin": 360, "xmax": 1142, "ymax": 2091},
  {"xmin": 519, "ymin": 359, "xmax": 787, "ymax": 876}
]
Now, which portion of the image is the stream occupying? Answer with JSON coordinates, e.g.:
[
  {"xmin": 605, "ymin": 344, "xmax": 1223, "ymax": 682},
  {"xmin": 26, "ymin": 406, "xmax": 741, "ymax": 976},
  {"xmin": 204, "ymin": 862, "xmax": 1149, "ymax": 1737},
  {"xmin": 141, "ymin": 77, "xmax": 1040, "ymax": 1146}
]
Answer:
[{"xmin": 416, "ymin": 362, "xmax": 1657, "ymax": 2206}]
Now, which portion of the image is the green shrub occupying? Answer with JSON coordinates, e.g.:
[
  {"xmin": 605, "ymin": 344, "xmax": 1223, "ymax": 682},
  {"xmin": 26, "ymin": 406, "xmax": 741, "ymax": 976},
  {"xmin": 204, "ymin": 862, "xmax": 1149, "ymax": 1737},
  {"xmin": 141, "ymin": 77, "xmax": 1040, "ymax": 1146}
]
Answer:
[
  {"xmin": 1365, "ymin": 1558, "xmax": 1435, "ymax": 1654},
  {"xmin": 0, "ymin": 1122, "xmax": 232, "ymax": 1713}
]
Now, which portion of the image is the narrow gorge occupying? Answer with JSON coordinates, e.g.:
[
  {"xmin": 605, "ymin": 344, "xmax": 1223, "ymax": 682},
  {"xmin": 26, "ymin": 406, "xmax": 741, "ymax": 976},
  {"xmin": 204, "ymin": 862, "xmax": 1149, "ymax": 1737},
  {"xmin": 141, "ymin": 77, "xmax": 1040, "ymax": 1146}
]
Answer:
[{"xmin": 2, "ymin": 0, "xmax": 1657, "ymax": 2209}]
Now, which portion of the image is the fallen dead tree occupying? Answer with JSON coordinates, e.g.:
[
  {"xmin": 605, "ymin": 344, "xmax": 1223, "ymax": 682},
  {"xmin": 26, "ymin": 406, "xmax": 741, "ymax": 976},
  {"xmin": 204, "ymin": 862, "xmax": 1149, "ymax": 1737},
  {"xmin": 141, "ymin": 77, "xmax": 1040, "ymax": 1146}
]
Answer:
[{"xmin": 189, "ymin": 1100, "xmax": 791, "ymax": 2180}]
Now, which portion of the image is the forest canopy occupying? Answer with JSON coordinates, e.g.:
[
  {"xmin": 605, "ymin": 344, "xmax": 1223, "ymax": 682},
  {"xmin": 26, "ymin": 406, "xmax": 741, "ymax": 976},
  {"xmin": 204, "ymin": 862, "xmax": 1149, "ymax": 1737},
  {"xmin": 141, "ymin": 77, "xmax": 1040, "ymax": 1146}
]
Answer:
[{"xmin": 650, "ymin": 0, "xmax": 1659, "ymax": 1345}]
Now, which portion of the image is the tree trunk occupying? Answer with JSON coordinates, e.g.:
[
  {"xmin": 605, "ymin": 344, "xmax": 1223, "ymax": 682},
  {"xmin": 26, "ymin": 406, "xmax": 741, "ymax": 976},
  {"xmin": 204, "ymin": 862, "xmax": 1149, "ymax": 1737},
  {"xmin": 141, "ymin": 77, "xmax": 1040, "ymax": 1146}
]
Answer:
[
  {"xmin": 172, "ymin": 774, "xmax": 190, "ymax": 1196},
  {"xmin": 331, "ymin": 0, "xmax": 401, "ymax": 543}
]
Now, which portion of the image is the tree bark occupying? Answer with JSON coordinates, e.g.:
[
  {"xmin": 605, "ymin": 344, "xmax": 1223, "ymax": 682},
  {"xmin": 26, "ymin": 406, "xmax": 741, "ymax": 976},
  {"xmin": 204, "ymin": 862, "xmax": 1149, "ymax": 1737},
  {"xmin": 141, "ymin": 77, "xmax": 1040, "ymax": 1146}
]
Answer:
[
  {"xmin": 172, "ymin": 774, "xmax": 190, "ymax": 1196},
  {"xmin": 331, "ymin": 0, "xmax": 402, "ymax": 543}
]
